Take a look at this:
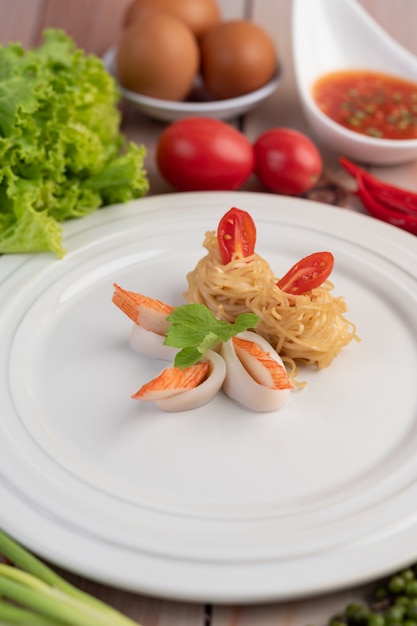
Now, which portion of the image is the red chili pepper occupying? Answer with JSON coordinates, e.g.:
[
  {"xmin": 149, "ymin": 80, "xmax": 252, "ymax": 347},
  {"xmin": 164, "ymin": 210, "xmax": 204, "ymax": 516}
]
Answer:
[
  {"xmin": 371, "ymin": 188, "xmax": 417, "ymax": 217},
  {"xmin": 373, "ymin": 189, "xmax": 417, "ymax": 217},
  {"xmin": 339, "ymin": 157, "xmax": 417, "ymax": 235}
]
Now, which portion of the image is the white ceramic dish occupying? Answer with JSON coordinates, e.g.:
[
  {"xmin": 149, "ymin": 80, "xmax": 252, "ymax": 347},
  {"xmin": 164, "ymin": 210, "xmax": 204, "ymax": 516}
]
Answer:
[
  {"xmin": 1, "ymin": 191, "xmax": 417, "ymax": 603},
  {"xmin": 103, "ymin": 47, "xmax": 280, "ymax": 122},
  {"xmin": 293, "ymin": 0, "xmax": 417, "ymax": 164}
]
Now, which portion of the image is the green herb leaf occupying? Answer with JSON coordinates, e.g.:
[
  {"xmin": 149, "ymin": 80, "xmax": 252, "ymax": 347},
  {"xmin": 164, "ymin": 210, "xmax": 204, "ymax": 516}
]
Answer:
[
  {"xmin": 172, "ymin": 347, "xmax": 203, "ymax": 369},
  {"xmin": 164, "ymin": 303, "xmax": 259, "ymax": 368}
]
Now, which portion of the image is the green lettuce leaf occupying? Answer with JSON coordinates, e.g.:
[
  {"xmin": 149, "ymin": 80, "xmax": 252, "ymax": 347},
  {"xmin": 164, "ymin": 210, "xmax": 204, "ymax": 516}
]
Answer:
[{"xmin": 0, "ymin": 29, "xmax": 149, "ymax": 257}]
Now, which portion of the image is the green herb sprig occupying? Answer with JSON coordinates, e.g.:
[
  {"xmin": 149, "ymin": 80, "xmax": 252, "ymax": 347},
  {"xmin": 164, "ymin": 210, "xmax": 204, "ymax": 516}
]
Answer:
[
  {"xmin": 164, "ymin": 303, "xmax": 259, "ymax": 368},
  {"xmin": 0, "ymin": 529, "xmax": 140, "ymax": 626}
]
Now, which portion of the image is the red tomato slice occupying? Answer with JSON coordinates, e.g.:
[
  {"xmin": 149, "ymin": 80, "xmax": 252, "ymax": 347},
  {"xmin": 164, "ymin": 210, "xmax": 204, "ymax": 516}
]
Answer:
[
  {"xmin": 277, "ymin": 252, "xmax": 334, "ymax": 295},
  {"xmin": 217, "ymin": 207, "xmax": 256, "ymax": 264}
]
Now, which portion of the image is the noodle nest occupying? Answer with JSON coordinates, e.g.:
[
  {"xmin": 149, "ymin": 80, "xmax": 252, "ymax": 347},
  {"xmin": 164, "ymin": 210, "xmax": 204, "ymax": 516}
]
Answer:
[{"xmin": 185, "ymin": 231, "xmax": 360, "ymax": 385}]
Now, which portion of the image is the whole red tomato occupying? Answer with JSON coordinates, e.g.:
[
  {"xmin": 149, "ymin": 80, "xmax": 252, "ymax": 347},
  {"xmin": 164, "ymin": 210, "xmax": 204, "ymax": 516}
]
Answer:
[
  {"xmin": 156, "ymin": 117, "xmax": 254, "ymax": 191},
  {"xmin": 253, "ymin": 128, "xmax": 322, "ymax": 196}
]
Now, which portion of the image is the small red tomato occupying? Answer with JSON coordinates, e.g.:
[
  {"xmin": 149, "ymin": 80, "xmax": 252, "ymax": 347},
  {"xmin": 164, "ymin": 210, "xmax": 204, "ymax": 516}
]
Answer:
[
  {"xmin": 217, "ymin": 207, "xmax": 257, "ymax": 264},
  {"xmin": 156, "ymin": 117, "xmax": 254, "ymax": 191},
  {"xmin": 253, "ymin": 128, "xmax": 322, "ymax": 196},
  {"xmin": 277, "ymin": 251, "xmax": 334, "ymax": 295}
]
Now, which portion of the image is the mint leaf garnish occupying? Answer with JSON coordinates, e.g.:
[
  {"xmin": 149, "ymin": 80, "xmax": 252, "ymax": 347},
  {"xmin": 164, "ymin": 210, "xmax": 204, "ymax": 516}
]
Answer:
[{"xmin": 164, "ymin": 303, "xmax": 259, "ymax": 368}]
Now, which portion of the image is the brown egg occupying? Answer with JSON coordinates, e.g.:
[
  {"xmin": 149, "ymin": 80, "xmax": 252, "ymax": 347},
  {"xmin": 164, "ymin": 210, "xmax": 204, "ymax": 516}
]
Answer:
[
  {"xmin": 123, "ymin": 0, "xmax": 221, "ymax": 38},
  {"xmin": 116, "ymin": 14, "xmax": 199, "ymax": 101},
  {"xmin": 200, "ymin": 20, "xmax": 278, "ymax": 99}
]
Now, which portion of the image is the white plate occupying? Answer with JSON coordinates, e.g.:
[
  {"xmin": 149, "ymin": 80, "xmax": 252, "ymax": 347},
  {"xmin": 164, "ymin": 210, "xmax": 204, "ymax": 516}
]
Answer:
[
  {"xmin": 102, "ymin": 47, "xmax": 280, "ymax": 122},
  {"xmin": 1, "ymin": 191, "xmax": 417, "ymax": 603}
]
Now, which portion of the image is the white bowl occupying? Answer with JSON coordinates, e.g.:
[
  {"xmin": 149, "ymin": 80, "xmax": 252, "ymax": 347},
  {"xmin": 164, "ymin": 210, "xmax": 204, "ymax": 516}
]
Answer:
[
  {"xmin": 103, "ymin": 47, "xmax": 281, "ymax": 123},
  {"xmin": 292, "ymin": 0, "xmax": 417, "ymax": 164}
]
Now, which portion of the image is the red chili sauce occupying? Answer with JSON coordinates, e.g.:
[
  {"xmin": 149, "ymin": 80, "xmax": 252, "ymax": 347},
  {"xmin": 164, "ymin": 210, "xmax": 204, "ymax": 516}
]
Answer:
[{"xmin": 312, "ymin": 69, "xmax": 417, "ymax": 140}]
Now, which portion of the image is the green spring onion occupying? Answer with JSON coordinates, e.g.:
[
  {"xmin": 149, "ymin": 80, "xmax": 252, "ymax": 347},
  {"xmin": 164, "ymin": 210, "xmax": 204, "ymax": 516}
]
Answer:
[{"xmin": 0, "ymin": 529, "xmax": 140, "ymax": 626}]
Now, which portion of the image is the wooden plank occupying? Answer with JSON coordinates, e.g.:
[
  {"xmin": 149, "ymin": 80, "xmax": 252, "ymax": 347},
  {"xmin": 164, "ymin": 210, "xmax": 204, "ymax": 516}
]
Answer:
[
  {"xmin": 211, "ymin": 585, "xmax": 372, "ymax": 626},
  {"xmin": 0, "ymin": 0, "xmax": 45, "ymax": 47},
  {"xmin": 40, "ymin": 0, "xmax": 131, "ymax": 54}
]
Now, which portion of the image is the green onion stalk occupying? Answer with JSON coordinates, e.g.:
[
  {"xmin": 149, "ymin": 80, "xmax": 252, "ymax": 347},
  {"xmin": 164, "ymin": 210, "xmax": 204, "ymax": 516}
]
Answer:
[{"xmin": 0, "ymin": 529, "xmax": 141, "ymax": 626}]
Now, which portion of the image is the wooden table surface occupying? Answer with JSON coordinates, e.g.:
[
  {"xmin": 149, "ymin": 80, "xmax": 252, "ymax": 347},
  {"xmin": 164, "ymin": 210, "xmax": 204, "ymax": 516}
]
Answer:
[{"xmin": 1, "ymin": 1, "xmax": 417, "ymax": 625}]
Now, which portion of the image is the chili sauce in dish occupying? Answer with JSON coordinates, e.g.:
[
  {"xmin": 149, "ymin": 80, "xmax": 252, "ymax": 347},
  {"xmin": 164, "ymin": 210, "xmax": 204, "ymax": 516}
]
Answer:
[{"xmin": 312, "ymin": 69, "xmax": 417, "ymax": 140}]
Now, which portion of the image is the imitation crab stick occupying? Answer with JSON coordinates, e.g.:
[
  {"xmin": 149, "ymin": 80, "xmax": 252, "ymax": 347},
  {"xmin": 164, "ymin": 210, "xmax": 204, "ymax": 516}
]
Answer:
[
  {"xmin": 132, "ymin": 350, "xmax": 226, "ymax": 412},
  {"xmin": 232, "ymin": 336, "xmax": 293, "ymax": 390},
  {"xmin": 221, "ymin": 330, "xmax": 293, "ymax": 412},
  {"xmin": 133, "ymin": 362, "xmax": 209, "ymax": 401},
  {"xmin": 112, "ymin": 283, "xmax": 174, "ymax": 335},
  {"xmin": 112, "ymin": 283, "xmax": 177, "ymax": 360}
]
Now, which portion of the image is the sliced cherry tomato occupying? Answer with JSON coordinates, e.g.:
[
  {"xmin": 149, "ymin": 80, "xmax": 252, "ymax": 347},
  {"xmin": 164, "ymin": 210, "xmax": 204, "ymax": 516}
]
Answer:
[
  {"xmin": 217, "ymin": 207, "xmax": 256, "ymax": 264},
  {"xmin": 277, "ymin": 251, "xmax": 334, "ymax": 295}
]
